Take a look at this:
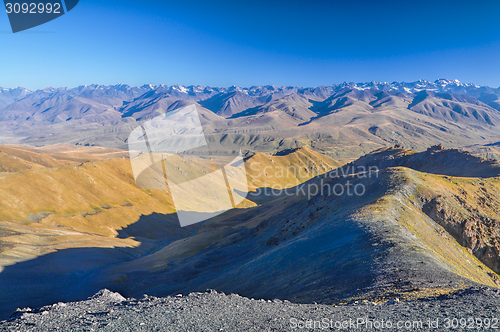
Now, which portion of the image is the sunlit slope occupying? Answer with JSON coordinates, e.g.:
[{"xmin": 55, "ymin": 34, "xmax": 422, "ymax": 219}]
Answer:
[
  {"xmin": 0, "ymin": 145, "xmax": 340, "ymax": 231},
  {"xmin": 0, "ymin": 145, "xmax": 340, "ymax": 267},
  {"xmin": 0, "ymin": 145, "xmax": 77, "ymax": 172},
  {"xmin": 0, "ymin": 158, "xmax": 175, "ymax": 235},
  {"xmin": 245, "ymin": 147, "xmax": 343, "ymax": 188},
  {"xmin": 0, "ymin": 145, "xmax": 174, "ymax": 277},
  {"xmin": 33, "ymin": 143, "xmax": 130, "ymax": 162},
  {"xmin": 0, "ymin": 144, "xmax": 129, "ymax": 173},
  {"xmin": 0, "ymin": 156, "xmax": 177, "ymax": 277}
]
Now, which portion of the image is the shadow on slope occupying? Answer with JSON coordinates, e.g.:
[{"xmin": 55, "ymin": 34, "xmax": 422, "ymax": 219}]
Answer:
[
  {"xmin": 0, "ymin": 176, "xmax": 383, "ymax": 320},
  {"xmin": 92, "ymin": 167, "xmax": 497, "ymax": 307},
  {"xmin": 1, "ymin": 147, "xmax": 499, "ymax": 321},
  {"xmin": 0, "ymin": 213, "xmax": 196, "ymax": 320}
]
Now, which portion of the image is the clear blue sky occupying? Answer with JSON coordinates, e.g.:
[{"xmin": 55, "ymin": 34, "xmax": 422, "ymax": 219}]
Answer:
[{"xmin": 1, "ymin": 0, "xmax": 500, "ymax": 89}]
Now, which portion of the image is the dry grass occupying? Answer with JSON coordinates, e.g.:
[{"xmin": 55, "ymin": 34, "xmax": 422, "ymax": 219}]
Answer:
[{"xmin": 0, "ymin": 144, "xmax": 341, "ymax": 271}]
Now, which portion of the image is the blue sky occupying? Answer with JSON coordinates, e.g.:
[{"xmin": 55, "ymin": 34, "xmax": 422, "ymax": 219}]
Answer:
[{"xmin": 1, "ymin": 0, "xmax": 500, "ymax": 89}]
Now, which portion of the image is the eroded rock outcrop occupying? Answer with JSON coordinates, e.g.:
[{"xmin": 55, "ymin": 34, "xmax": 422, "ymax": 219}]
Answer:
[{"xmin": 423, "ymin": 192, "xmax": 500, "ymax": 277}]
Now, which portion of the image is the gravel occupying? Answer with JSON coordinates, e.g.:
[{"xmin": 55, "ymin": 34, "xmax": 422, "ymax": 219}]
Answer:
[{"xmin": 1, "ymin": 287, "xmax": 499, "ymax": 331}]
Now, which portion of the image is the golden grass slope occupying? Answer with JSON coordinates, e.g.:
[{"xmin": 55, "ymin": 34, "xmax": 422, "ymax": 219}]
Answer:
[
  {"xmin": 0, "ymin": 145, "xmax": 76, "ymax": 172},
  {"xmin": 0, "ymin": 144, "xmax": 341, "ymax": 271},
  {"xmin": 0, "ymin": 144, "xmax": 129, "ymax": 173},
  {"xmin": 246, "ymin": 147, "xmax": 343, "ymax": 189}
]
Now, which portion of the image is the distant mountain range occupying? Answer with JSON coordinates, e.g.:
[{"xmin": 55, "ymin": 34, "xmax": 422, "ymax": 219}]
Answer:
[{"xmin": 1, "ymin": 79, "xmax": 500, "ymax": 160}]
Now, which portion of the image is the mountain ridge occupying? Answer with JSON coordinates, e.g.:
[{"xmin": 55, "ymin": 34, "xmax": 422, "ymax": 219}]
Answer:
[
  {"xmin": 2, "ymin": 79, "xmax": 500, "ymax": 163},
  {"xmin": 3, "ymin": 79, "xmax": 499, "ymax": 100}
]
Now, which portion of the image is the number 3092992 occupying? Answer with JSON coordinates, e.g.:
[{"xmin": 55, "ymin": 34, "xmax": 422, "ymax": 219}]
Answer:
[{"xmin": 5, "ymin": 3, "xmax": 61, "ymax": 14}]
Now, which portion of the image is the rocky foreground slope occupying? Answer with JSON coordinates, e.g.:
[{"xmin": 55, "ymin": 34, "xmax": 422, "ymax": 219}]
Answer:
[{"xmin": 1, "ymin": 288, "xmax": 500, "ymax": 331}]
